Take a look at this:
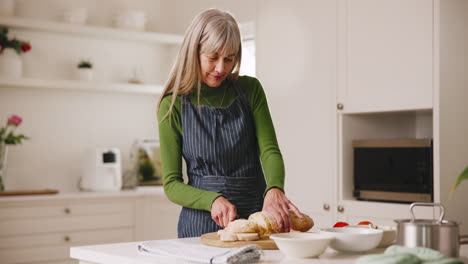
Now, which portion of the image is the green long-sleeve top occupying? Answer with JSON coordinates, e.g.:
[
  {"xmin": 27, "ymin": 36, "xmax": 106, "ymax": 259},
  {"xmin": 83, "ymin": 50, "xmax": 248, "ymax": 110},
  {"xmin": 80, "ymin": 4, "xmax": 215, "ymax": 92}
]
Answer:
[{"xmin": 158, "ymin": 75, "xmax": 285, "ymax": 212}]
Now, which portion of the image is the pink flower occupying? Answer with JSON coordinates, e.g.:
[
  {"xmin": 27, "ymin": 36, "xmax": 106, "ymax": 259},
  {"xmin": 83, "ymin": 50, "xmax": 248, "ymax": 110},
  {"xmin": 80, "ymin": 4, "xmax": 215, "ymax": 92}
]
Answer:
[{"xmin": 7, "ymin": 115, "xmax": 22, "ymax": 126}]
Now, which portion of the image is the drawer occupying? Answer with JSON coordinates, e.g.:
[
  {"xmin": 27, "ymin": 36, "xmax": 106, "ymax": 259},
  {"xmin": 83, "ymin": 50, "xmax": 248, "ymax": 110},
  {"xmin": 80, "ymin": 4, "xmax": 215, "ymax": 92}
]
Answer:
[
  {"xmin": 0, "ymin": 201, "xmax": 134, "ymax": 220},
  {"xmin": 0, "ymin": 212, "xmax": 134, "ymax": 236},
  {"xmin": 0, "ymin": 228, "xmax": 134, "ymax": 263}
]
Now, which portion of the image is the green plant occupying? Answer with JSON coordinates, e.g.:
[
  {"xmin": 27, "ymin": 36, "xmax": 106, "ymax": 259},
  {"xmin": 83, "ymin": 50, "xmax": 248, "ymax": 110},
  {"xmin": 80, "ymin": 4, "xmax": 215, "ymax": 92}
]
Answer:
[
  {"xmin": 448, "ymin": 166, "xmax": 468, "ymax": 199},
  {"xmin": 77, "ymin": 60, "xmax": 93, "ymax": 69},
  {"xmin": 0, "ymin": 115, "xmax": 29, "ymax": 145},
  {"xmin": 0, "ymin": 27, "xmax": 32, "ymax": 55}
]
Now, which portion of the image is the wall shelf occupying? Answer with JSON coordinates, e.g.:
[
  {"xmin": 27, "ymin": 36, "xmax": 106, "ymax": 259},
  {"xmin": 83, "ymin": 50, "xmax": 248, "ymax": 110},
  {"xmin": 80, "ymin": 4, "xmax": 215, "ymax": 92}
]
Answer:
[
  {"xmin": 0, "ymin": 16, "xmax": 183, "ymax": 44},
  {"xmin": 0, "ymin": 78, "xmax": 164, "ymax": 95}
]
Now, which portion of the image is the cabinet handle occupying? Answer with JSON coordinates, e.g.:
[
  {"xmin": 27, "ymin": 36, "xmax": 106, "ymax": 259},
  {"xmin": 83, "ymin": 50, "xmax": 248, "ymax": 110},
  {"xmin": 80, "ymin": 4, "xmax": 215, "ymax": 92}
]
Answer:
[
  {"xmin": 64, "ymin": 235, "xmax": 71, "ymax": 242},
  {"xmin": 337, "ymin": 103, "xmax": 344, "ymax": 110},
  {"xmin": 337, "ymin": 205, "xmax": 344, "ymax": 213},
  {"xmin": 323, "ymin": 203, "xmax": 330, "ymax": 211},
  {"xmin": 64, "ymin": 208, "xmax": 71, "ymax": 214}
]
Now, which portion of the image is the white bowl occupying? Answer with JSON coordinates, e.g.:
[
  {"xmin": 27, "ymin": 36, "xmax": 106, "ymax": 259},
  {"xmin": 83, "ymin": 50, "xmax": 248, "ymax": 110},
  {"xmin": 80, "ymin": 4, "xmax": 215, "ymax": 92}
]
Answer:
[
  {"xmin": 342, "ymin": 225, "xmax": 396, "ymax": 248},
  {"xmin": 320, "ymin": 227, "xmax": 383, "ymax": 253},
  {"xmin": 270, "ymin": 232, "xmax": 335, "ymax": 258}
]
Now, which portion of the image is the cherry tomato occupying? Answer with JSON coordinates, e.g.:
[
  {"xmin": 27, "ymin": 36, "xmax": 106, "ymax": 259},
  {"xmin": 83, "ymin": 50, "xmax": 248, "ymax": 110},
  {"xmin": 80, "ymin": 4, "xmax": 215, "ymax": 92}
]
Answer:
[
  {"xmin": 358, "ymin": 221, "xmax": 373, "ymax": 226},
  {"xmin": 333, "ymin": 222, "xmax": 349, "ymax": 228}
]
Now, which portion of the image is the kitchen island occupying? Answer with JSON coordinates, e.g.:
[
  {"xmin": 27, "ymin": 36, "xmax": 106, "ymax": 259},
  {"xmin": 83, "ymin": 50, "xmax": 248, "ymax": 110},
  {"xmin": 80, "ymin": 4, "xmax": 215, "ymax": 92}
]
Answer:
[
  {"xmin": 70, "ymin": 238, "xmax": 468, "ymax": 264},
  {"xmin": 70, "ymin": 237, "xmax": 386, "ymax": 264}
]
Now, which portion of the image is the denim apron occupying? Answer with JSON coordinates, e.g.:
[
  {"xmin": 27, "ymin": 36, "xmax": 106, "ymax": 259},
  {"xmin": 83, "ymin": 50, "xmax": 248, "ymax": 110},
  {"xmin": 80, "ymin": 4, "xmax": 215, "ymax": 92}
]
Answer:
[{"xmin": 178, "ymin": 80, "xmax": 266, "ymax": 238}]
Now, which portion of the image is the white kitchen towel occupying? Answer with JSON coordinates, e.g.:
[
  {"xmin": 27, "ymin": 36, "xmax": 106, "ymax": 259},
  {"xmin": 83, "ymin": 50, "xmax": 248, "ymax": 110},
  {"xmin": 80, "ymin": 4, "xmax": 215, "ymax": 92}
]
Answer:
[{"xmin": 138, "ymin": 240, "xmax": 262, "ymax": 264}]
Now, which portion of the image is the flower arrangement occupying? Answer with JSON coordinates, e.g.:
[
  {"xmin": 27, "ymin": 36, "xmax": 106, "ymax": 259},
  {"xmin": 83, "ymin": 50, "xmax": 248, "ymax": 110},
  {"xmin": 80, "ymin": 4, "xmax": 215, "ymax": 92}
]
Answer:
[
  {"xmin": 0, "ymin": 27, "xmax": 32, "ymax": 55},
  {"xmin": 0, "ymin": 115, "xmax": 29, "ymax": 145},
  {"xmin": 77, "ymin": 59, "xmax": 93, "ymax": 69}
]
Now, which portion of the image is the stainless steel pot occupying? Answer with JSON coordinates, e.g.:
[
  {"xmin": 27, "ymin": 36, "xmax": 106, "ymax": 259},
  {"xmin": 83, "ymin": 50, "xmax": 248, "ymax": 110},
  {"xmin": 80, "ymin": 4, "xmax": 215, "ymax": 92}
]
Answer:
[{"xmin": 395, "ymin": 202, "xmax": 468, "ymax": 257}]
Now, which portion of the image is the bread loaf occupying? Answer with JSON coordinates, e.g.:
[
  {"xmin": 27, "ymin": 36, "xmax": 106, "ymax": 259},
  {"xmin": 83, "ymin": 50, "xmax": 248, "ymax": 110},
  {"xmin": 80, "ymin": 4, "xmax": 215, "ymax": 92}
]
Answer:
[
  {"xmin": 248, "ymin": 211, "xmax": 280, "ymax": 239},
  {"xmin": 248, "ymin": 211, "xmax": 314, "ymax": 237},
  {"xmin": 225, "ymin": 219, "xmax": 259, "ymax": 234},
  {"xmin": 236, "ymin": 233, "xmax": 260, "ymax": 241},
  {"xmin": 217, "ymin": 211, "xmax": 314, "ymax": 241},
  {"xmin": 290, "ymin": 211, "xmax": 314, "ymax": 232},
  {"xmin": 218, "ymin": 219, "xmax": 260, "ymax": 242}
]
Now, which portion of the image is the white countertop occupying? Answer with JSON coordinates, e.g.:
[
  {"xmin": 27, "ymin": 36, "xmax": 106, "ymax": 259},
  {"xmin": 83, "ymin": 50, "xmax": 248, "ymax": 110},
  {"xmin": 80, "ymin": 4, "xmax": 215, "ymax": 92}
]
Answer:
[
  {"xmin": 0, "ymin": 186, "xmax": 165, "ymax": 203},
  {"xmin": 70, "ymin": 238, "xmax": 389, "ymax": 264}
]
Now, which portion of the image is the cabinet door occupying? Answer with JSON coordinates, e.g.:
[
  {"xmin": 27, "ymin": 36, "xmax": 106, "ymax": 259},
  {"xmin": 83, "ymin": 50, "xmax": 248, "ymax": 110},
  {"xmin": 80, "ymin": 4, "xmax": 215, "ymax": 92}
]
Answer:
[
  {"xmin": 135, "ymin": 195, "xmax": 179, "ymax": 240},
  {"xmin": 256, "ymin": 0, "xmax": 337, "ymax": 228},
  {"xmin": 337, "ymin": 0, "xmax": 433, "ymax": 113}
]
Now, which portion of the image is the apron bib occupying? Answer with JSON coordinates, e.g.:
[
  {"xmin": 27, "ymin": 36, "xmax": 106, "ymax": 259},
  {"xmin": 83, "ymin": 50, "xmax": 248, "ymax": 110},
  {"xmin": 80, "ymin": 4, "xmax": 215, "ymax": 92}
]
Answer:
[{"xmin": 177, "ymin": 80, "xmax": 266, "ymax": 238}]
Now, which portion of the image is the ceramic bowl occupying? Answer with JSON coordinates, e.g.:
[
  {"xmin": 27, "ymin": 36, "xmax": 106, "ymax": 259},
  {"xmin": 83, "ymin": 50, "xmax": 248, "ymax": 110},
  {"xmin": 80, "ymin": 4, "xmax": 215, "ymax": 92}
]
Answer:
[
  {"xmin": 342, "ymin": 225, "xmax": 396, "ymax": 248},
  {"xmin": 320, "ymin": 227, "xmax": 383, "ymax": 252},
  {"xmin": 270, "ymin": 232, "xmax": 335, "ymax": 258}
]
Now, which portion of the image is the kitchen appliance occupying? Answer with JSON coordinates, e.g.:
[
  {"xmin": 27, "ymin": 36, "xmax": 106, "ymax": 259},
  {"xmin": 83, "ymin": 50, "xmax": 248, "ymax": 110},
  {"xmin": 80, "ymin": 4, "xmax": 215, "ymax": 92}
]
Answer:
[
  {"xmin": 80, "ymin": 148, "xmax": 122, "ymax": 191},
  {"xmin": 129, "ymin": 138, "xmax": 163, "ymax": 186},
  {"xmin": 395, "ymin": 202, "xmax": 468, "ymax": 257},
  {"xmin": 353, "ymin": 138, "xmax": 433, "ymax": 203}
]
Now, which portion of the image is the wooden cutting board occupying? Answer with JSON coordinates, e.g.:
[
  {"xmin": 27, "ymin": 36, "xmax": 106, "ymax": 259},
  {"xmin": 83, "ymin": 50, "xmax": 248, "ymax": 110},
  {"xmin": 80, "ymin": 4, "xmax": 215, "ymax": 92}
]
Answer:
[
  {"xmin": 0, "ymin": 189, "xmax": 59, "ymax": 196},
  {"xmin": 200, "ymin": 232, "xmax": 278, "ymax": 250}
]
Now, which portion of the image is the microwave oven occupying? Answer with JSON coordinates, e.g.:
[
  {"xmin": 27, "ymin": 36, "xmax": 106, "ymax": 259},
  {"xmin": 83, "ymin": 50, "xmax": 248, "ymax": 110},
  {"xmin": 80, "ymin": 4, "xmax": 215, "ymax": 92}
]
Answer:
[{"xmin": 353, "ymin": 138, "xmax": 433, "ymax": 203}]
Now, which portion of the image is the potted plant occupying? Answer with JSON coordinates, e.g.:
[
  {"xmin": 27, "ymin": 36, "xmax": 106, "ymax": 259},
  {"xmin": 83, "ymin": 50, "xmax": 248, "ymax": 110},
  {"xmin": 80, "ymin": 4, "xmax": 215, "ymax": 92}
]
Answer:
[
  {"xmin": 0, "ymin": 27, "xmax": 32, "ymax": 78},
  {"xmin": 448, "ymin": 166, "xmax": 468, "ymax": 199},
  {"xmin": 76, "ymin": 59, "xmax": 93, "ymax": 81}
]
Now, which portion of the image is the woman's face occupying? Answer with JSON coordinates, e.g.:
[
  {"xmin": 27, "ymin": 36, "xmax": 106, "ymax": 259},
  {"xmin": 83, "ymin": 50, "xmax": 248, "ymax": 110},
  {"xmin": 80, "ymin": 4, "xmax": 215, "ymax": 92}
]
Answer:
[{"xmin": 199, "ymin": 49, "xmax": 236, "ymax": 87}]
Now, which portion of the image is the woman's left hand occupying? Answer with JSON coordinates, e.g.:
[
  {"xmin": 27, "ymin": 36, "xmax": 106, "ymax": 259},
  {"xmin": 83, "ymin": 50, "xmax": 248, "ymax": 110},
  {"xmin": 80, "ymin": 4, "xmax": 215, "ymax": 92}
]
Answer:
[{"xmin": 262, "ymin": 188, "xmax": 302, "ymax": 232}]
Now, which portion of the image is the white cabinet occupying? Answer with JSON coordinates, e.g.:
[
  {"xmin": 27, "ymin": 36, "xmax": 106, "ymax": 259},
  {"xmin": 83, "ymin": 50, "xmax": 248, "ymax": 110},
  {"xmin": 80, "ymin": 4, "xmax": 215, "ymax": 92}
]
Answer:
[
  {"xmin": 135, "ymin": 191, "xmax": 180, "ymax": 241},
  {"xmin": 0, "ymin": 189, "xmax": 179, "ymax": 264},
  {"xmin": 257, "ymin": 0, "xmax": 468, "ymax": 232},
  {"xmin": 337, "ymin": 0, "xmax": 433, "ymax": 113},
  {"xmin": 256, "ymin": 0, "xmax": 338, "ymax": 229},
  {"xmin": 336, "ymin": 0, "xmax": 468, "ymax": 232}
]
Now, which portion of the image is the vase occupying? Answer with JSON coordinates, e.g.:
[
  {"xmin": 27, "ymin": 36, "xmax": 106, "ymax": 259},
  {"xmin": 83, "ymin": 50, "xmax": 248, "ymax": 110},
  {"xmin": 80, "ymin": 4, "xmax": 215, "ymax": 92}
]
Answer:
[
  {"xmin": 0, "ymin": 142, "xmax": 8, "ymax": 191},
  {"xmin": 76, "ymin": 68, "xmax": 93, "ymax": 81},
  {"xmin": 0, "ymin": 49, "xmax": 23, "ymax": 79}
]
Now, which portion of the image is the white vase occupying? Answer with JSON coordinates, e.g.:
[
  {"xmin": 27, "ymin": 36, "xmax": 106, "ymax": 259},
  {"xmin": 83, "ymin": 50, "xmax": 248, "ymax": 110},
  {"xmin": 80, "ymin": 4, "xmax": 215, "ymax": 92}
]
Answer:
[
  {"xmin": 76, "ymin": 68, "xmax": 93, "ymax": 81},
  {"xmin": 0, "ymin": 0, "xmax": 15, "ymax": 16},
  {"xmin": 0, "ymin": 49, "xmax": 23, "ymax": 79},
  {"xmin": 0, "ymin": 142, "xmax": 8, "ymax": 191}
]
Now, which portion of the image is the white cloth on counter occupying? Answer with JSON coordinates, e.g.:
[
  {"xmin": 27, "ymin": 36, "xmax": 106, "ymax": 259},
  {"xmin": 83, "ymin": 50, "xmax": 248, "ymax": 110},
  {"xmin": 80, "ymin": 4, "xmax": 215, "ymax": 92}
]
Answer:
[{"xmin": 138, "ymin": 239, "xmax": 262, "ymax": 264}]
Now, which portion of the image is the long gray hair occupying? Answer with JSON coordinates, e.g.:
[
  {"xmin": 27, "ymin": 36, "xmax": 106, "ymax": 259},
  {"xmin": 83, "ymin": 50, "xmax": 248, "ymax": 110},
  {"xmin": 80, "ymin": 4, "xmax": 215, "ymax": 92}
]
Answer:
[{"xmin": 157, "ymin": 8, "xmax": 242, "ymax": 120}]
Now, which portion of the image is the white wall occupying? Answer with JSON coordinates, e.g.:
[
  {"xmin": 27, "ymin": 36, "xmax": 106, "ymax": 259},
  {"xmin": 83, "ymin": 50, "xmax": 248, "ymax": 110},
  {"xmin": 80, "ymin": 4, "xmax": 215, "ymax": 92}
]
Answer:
[{"xmin": 0, "ymin": 0, "xmax": 255, "ymax": 191}]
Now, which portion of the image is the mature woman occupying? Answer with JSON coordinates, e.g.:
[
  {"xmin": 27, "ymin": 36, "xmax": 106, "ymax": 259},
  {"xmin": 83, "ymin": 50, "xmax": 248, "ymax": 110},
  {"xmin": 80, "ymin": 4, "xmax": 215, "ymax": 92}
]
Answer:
[{"xmin": 157, "ymin": 8, "xmax": 301, "ymax": 238}]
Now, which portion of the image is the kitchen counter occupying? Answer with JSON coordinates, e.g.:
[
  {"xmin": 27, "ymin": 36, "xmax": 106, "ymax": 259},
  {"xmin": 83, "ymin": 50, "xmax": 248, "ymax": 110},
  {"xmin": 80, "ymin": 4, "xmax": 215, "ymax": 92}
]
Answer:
[
  {"xmin": 0, "ymin": 186, "xmax": 165, "ymax": 203},
  {"xmin": 70, "ymin": 238, "xmax": 468, "ymax": 264},
  {"xmin": 70, "ymin": 238, "xmax": 386, "ymax": 264}
]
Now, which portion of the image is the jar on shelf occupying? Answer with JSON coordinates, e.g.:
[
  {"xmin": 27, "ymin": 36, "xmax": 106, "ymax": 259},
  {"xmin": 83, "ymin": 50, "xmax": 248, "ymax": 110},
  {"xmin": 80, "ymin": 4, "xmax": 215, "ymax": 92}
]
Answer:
[{"xmin": 0, "ymin": 49, "xmax": 23, "ymax": 79}]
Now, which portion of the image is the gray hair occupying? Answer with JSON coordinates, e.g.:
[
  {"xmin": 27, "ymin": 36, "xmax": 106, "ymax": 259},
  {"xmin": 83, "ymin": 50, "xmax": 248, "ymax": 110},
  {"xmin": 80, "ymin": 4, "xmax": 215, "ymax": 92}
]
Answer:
[{"xmin": 158, "ymin": 8, "xmax": 242, "ymax": 121}]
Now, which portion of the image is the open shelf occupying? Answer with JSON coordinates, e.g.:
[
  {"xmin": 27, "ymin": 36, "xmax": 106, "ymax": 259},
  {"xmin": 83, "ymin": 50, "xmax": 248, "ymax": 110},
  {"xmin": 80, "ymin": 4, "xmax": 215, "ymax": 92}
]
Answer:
[
  {"xmin": 338, "ymin": 110, "xmax": 434, "ymax": 201},
  {"xmin": 0, "ymin": 77, "xmax": 164, "ymax": 95},
  {"xmin": 0, "ymin": 16, "xmax": 183, "ymax": 44}
]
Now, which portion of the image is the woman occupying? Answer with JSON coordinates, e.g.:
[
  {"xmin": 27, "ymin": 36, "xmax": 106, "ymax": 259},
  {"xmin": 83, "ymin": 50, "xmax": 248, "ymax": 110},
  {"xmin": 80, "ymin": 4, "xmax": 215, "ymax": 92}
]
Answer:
[{"xmin": 157, "ymin": 8, "xmax": 301, "ymax": 238}]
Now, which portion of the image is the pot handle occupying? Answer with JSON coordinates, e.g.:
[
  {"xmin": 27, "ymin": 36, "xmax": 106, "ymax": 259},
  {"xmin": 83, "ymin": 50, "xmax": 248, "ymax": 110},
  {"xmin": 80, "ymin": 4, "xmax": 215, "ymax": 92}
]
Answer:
[{"xmin": 410, "ymin": 202, "xmax": 445, "ymax": 223}]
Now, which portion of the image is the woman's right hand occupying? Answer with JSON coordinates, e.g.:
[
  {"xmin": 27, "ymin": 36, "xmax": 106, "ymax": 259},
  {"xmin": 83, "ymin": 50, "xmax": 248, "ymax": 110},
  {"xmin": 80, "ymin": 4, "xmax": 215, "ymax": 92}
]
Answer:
[{"xmin": 211, "ymin": 196, "xmax": 237, "ymax": 227}]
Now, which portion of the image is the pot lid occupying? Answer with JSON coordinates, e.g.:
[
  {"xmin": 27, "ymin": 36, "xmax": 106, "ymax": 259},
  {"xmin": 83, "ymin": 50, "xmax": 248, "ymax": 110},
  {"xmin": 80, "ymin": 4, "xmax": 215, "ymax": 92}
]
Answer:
[
  {"xmin": 395, "ymin": 219, "xmax": 459, "ymax": 226},
  {"xmin": 395, "ymin": 202, "xmax": 459, "ymax": 227}
]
